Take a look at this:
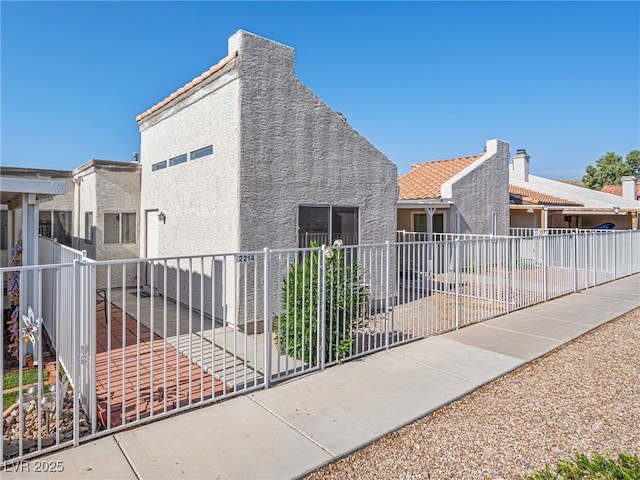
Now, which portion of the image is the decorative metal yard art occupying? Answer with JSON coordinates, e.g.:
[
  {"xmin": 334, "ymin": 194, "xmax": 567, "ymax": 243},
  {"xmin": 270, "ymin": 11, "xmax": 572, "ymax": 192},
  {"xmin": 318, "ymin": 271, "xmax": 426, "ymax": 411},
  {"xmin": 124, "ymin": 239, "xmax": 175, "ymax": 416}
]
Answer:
[
  {"xmin": 41, "ymin": 394, "xmax": 56, "ymax": 434},
  {"xmin": 21, "ymin": 307, "xmax": 41, "ymax": 346}
]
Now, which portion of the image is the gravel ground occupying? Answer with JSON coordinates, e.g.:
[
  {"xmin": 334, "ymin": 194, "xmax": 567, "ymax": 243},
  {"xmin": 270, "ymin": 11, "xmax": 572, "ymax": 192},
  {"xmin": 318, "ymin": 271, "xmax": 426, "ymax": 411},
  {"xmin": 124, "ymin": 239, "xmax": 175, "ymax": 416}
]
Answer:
[{"xmin": 305, "ymin": 307, "xmax": 640, "ymax": 480}]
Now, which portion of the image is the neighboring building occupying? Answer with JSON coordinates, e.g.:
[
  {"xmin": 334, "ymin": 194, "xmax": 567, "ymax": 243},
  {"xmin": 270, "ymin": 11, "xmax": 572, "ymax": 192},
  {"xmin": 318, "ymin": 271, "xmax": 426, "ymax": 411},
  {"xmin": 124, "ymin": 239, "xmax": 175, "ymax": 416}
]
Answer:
[
  {"xmin": 0, "ymin": 161, "xmax": 141, "ymax": 270},
  {"xmin": 0, "ymin": 167, "xmax": 74, "ymax": 255},
  {"xmin": 1, "ymin": 167, "xmax": 73, "ymax": 269},
  {"xmin": 397, "ymin": 139, "xmax": 511, "ymax": 237},
  {"xmin": 509, "ymin": 150, "xmax": 640, "ymax": 230},
  {"xmin": 70, "ymin": 160, "xmax": 141, "ymax": 263},
  {"xmin": 136, "ymin": 30, "xmax": 398, "ymax": 259}
]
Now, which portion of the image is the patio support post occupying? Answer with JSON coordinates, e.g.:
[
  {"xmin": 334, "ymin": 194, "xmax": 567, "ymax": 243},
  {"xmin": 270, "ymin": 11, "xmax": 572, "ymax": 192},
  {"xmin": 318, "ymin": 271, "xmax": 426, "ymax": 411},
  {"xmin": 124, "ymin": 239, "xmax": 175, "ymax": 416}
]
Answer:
[
  {"xmin": 263, "ymin": 248, "xmax": 272, "ymax": 389},
  {"xmin": 20, "ymin": 193, "xmax": 39, "ymax": 366}
]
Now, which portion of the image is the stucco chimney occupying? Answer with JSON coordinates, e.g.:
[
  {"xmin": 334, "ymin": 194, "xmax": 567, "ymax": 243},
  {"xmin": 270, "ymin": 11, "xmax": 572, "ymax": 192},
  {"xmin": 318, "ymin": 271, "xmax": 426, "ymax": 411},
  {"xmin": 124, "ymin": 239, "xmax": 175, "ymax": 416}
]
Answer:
[
  {"xmin": 621, "ymin": 175, "xmax": 637, "ymax": 200},
  {"xmin": 511, "ymin": 149, "xmax": 530, "ymax": 181}
]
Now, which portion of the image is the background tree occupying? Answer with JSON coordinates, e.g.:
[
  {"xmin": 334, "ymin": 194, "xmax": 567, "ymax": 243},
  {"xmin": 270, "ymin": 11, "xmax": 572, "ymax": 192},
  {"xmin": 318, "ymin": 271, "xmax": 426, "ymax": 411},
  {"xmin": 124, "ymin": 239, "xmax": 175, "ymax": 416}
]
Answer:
[{"xmin": 582, "ymin": 150, "xmax": 640, "ymax": 190}]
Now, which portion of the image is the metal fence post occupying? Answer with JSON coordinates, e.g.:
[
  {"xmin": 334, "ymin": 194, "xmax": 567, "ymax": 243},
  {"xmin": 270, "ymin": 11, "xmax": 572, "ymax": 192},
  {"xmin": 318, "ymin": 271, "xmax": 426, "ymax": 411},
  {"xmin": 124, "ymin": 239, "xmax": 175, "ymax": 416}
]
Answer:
[
  {"xmin": 385, "ymin": 241, "xmax": 390, "ymax": 350},
  {"xmin": 505, "ymin": 238, "xmax": 510, "ymax": 314},
  {"xmin": 542, "ymin": 235, "xmax": 548, "ymax": 301},
  {"xmin": 454, "ymin": 239, "xmax": 460, "ymax": 330},
  {"xmin": 631, "ymin": 230, "xmax": 635, "ymax": 274},
  {"xmin": 72, "ymin": 259, "xmax": 80, "ymax": 446},
  {"xmin": 573, "ymin": 232, "xmax": 578, "ymax": 293},
  {"xmin": 319, "ymin": 245, "xmax": 327, "ymax": 370},
  {"xmin": 263, "ymin": 248, "xmax": 272, "ymax": 389},
  {"xmin": 613, "ymin": 232, "xmax": 618, "ymax": 279}
]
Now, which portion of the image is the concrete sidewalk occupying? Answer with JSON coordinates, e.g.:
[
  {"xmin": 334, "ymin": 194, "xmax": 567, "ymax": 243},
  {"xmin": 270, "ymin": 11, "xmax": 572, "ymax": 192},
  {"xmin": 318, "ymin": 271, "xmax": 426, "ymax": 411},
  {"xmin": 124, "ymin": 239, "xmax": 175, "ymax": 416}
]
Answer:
[{"xmin": 4, "ymin": 274, "xmax": 639, "ymax": 480}]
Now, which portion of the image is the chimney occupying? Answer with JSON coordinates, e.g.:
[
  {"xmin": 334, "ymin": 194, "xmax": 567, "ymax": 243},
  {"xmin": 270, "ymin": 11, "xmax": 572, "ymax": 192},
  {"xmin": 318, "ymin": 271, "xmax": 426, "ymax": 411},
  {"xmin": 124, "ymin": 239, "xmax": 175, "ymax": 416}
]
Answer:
[
  {"xmin": 621, "ymin": 176, "xmax": 637, "ymax": 200},
  {"xmin": 511, "ymin": 149, "xmax": 530, "ymax": 182}
]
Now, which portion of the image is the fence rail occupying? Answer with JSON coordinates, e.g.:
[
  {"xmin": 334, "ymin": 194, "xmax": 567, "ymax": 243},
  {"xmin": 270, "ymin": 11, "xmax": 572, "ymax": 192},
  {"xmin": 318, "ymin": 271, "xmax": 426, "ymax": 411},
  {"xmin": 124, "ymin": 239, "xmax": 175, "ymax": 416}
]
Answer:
[{"xmin": 2, "ymin": 230, "xmax": 639, "ymax": 463}]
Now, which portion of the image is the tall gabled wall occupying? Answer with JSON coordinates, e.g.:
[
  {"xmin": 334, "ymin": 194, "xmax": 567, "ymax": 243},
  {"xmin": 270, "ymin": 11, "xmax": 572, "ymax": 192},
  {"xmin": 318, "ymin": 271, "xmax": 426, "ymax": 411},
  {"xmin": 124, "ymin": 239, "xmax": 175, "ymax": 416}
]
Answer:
[
  {"xmin": 231, "ymin": 31, "xmax": 398, "ymax": 251},
  {"xmin": 442, "ymin": 140, "xmax": 510, "ymax": 235}
]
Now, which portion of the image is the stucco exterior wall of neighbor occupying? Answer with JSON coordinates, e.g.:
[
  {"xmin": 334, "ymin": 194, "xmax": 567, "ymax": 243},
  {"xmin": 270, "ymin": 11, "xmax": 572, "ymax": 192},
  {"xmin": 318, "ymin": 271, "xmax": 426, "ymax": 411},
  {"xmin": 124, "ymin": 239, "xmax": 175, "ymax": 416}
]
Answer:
[
  {"xmin": 232, "ymin": 31, "xmax": 398, "ymax": 252},
  {"xmin": 38, "ymin": 181, "xmax": 75, "ymax": 213},
  {"xmin": 444, "ymin": 140, "xmax": 510, "ymax": 235},
  {"xmin": 138, "ymin": 65, "xmax": 241, "ymax": 259},
  {"xmin": 90, "ymin": 167, "xmax": 141, "ymax": 289},
  {"xmin": 93, "ymin": 168, "xmax": 141, "ymax": 261}
]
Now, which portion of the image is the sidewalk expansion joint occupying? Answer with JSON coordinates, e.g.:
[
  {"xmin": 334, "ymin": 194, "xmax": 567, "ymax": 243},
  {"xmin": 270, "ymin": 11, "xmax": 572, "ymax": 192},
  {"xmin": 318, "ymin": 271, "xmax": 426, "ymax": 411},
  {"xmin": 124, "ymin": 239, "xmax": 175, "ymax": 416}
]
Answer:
[
  {"xmin": 515, "ymin": 310, "xmax": 605, "ymax": 326},
  {"xmin": 477, "ymin": 323, "xmax": 570, "ymax": 342},
  {"xmin": 387, "ymin": 350, "xmax": 477, "ymax": 384},
  {"xmin": 114, "ymin": 435, "xmax": 142, "ymax": 480},
  {"xmin": 248, "ymin": 395, "xmax": 337, "ymax": 458}
]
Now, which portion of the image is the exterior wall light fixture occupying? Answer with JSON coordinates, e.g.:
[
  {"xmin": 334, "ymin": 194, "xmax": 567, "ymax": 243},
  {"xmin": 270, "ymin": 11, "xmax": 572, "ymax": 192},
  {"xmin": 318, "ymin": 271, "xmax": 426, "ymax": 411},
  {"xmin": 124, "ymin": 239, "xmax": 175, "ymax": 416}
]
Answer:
[{"xmin": 158, "ymin": 212, "xmax": 166, "ymax": 223}]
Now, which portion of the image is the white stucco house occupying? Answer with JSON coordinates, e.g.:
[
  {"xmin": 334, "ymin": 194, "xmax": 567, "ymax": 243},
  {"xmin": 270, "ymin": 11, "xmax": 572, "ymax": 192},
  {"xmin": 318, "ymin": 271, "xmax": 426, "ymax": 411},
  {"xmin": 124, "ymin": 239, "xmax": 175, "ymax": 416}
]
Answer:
[
  {"xmin": 397, "ymin": 139, "xmax": 511, "ymax": 237},
  {"xmin": 136, "ymin": 30, "xmax": 398, "ymax": 259},
  {"xmin": 509, "ymin": 150, "xmax": 640, "ymax": 230}
]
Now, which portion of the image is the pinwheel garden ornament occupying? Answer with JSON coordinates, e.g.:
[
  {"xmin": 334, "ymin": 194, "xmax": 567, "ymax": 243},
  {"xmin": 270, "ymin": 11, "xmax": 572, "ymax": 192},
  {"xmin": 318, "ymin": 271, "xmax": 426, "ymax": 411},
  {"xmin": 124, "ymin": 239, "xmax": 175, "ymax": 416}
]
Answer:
[{"xmin": 22, "ymin": 307, "xmax": 41, "ymax": 345}]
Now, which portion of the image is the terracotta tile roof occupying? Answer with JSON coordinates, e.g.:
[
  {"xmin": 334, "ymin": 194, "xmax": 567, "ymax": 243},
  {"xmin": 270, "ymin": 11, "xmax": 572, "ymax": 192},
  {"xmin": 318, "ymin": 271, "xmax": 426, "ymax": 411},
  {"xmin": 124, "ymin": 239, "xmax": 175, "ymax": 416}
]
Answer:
[
  {"xmin": 602, "ymin": 183, "xmax": 640, "ymax": 197},
  {"xmin": 136, "ymin": 51, "xmax": 238, "ymax": 122},
  {"xmin": 398, "ymin": 154, "xmax": 482, "ymax": 200},
  {"xmin": 509, "ymin": 185, "xmax": 582, "ymax": 206}
]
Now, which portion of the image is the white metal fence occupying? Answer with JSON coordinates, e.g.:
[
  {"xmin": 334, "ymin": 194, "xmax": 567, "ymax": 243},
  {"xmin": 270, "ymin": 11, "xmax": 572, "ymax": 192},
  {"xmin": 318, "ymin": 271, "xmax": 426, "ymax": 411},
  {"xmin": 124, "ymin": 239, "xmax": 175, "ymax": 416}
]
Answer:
[{"xmin": 2, "ymin": 230, "xmax": 639, "ymax": 463}]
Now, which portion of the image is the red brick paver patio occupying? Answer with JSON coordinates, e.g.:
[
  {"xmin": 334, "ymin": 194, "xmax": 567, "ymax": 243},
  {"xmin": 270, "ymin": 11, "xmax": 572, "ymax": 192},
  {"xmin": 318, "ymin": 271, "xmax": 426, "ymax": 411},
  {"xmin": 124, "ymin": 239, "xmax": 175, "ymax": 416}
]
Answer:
[{"xmin": 94, "ymin": 301, "xmax": 224, "ymax": 429}]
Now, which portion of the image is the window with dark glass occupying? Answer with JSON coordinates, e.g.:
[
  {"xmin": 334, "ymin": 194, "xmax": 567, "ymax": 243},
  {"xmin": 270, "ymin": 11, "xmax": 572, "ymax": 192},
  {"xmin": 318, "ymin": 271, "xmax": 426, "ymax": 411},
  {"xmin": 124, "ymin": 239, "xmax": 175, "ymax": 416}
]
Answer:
[
  {"xmin": 169, "ymin": 154, "xmax": 187, "ymax": 167},
  {"xmin": 84, "ymin": 212, "xmax": 93, "ymax": 244},
  {"xmin": 190, "ymin": 145, "xmax": 213, "ymax": 161},
  {"xmin": 104, "ymin": 212, "xmax": 136, "ymax": 245},
  {"xmin": 298, "ymin": 206, "xmax": 359, "ymax": 247},
  {"xmin": 152, "ymin": 160, "xmax": 167, "ymax": 172}
]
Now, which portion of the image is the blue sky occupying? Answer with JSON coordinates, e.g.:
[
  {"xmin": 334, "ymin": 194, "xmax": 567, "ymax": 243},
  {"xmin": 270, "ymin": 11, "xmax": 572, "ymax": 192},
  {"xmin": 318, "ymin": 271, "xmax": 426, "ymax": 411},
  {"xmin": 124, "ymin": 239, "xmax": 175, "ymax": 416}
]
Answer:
[{"xmin": 1, "ymin": 1, "xmax": 638, "ymax": 178}]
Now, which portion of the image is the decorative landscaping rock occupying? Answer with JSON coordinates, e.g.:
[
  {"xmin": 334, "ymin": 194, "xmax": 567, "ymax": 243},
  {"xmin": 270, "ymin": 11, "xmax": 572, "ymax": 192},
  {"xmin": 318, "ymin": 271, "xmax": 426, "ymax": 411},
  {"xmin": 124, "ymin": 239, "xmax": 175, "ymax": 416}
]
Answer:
[{"xmin": 1, "ymin": 392, "xmax": 92, "ymax": 459}]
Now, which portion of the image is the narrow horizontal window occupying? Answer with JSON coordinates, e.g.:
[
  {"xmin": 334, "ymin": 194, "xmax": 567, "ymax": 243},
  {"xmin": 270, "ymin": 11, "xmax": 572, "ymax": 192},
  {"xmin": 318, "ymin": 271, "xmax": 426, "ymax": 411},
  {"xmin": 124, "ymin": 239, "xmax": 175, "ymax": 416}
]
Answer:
[
  {"xmin": 190, "ymin": 145, "xmax": 213, "ymax": 161},
  {"xmin": 169, "ymin": 154, "xmax": 187, "ymax": 166},
  {"xmin": 152, "ymin": 161, "xmax": 167, "ymax": 172}
]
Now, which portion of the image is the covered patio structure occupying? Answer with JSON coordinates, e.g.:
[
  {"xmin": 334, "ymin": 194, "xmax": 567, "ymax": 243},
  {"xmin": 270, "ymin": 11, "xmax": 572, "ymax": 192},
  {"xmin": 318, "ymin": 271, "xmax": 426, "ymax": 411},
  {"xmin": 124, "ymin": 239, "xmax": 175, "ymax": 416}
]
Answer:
[{"xmin": 1, "ymin": 175, "xmax": 67, "ymax": 367}]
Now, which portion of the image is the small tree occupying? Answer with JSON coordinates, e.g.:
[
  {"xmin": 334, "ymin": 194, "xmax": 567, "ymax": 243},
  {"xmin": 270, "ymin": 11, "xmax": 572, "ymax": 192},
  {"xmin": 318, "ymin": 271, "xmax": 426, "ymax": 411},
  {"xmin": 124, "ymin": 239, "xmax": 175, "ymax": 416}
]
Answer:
[
  {"xmin": 582, "ymin": 150, "xmax": 640, "ymax": 190},
  {"xmin": 274, "ymin": 241, "xmax": 369, "ymax": 365}
]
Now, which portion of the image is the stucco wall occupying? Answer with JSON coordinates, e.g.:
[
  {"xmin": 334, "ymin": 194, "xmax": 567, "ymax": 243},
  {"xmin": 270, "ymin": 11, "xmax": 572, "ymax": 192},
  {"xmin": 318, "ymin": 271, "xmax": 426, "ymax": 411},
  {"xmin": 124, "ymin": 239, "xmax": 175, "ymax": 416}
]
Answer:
[
  {"xmin": 444, "ymin": 140, "xmax": 510, "ymax": 235},
  {"xmin": 138, "ymin": 61, "xmax": 242, "ymax": 321},
  {"xmin": 232, "ymin": 31, "xmax": 398, "ymax": 251},
  {"xmin": 138, "ymin": 65, "xmax": 241, "ymax": 259}
]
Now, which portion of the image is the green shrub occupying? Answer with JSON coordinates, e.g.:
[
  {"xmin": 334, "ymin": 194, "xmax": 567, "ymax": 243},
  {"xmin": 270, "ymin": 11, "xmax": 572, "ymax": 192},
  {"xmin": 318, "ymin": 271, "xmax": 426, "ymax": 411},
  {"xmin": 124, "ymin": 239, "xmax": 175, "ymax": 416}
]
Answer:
[
  {"xmin": 522, "ymin": 452, "xmax": 640, "ymax": 479},
  {"xmin": 274, "ymin": 241, "xmax": 369, "ymax": 365}
]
